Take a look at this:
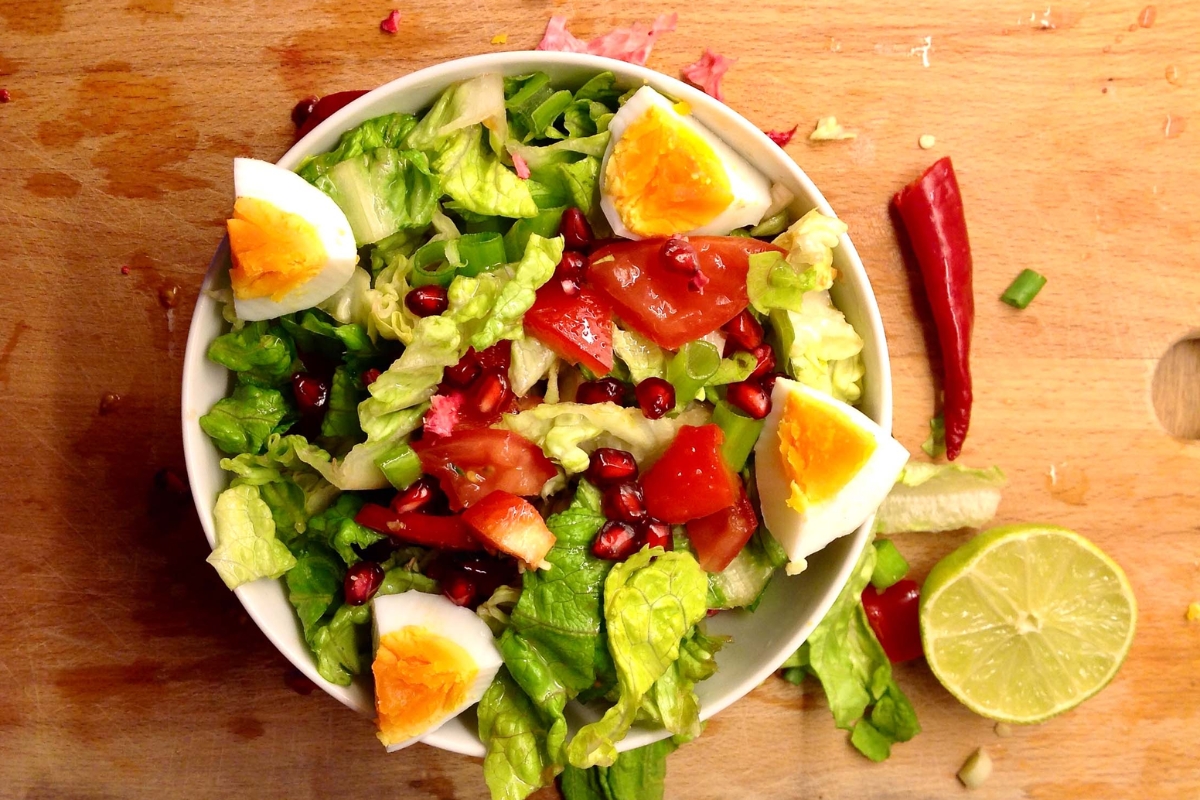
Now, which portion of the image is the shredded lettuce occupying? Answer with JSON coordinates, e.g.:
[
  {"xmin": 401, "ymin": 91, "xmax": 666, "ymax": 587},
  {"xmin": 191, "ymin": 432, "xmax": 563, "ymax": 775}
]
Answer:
[
  {"xmin": 365, "ymin": 250, "xmax": 421, "ymax": 344},
  {"xmin": 639, "ymin": 629, "xmax": 726, "ymax": 742},
  {"xmin": 467, "ymin": 233, "xmax": 564, "ymax": 350},
  {"xmin": 435, "ymin": 127, "xmax": 539, "ymax": 219},
  {"xmin": 874, "ymin": 463, "xmax": 1006, "ymax": 534},
  {"xmin": 509, "ymin": 336, "xmax": 559, "ymax": 396},
  {"xmin": 612, "ymin": 325, "xmax": 666, "ymax": 383},
  {"xmin": 296, "ymin": 112, "xmax": 419, "ymax": 185},
  {"xmin": 559, "ymin": 739, "xmax": 677, "ymax": 800},
  {"xmin": 770, "ymin": 291, "xmax": 865, "ymax": 404},
  {"xmin": 199, "ymin": 384, "xmax": 295, "ymax": 456},
  {"xmin": 206, "ymin": 320, "xmax": 297, "ymax": 387},
  {"xmin": 479, "ymin": 668, "xmax": 558, "ymax": 800},
  {"xmin": 566, "ymin": 548, "xmax": 708, "ymax": 769},
  {"xmin": 324, "ymin": 148, "xmax": 440, "ymax": 245},
  {"xmin": 206, "ymin": 484, "xmax": 297, "ymax": 589}
]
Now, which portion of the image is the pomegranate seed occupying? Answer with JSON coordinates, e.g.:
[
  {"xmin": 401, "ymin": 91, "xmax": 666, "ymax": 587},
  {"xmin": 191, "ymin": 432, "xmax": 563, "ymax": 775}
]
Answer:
[
  {"xmin": 0, "ymin": 89, "xmax": 10, "ymax": 104},
  {"xmin": 444, "ymin": 357, "xmax": 481, "ymax": 389},
  {"xmin": 555, "ymin": 250, "xmax": 587, "ymax": 283},
  {"xmin": 466, "ymin": 369, "xmax": 512, "ymax": 418},
  {"xmin": 641, "ymin": 518, "xmax": 673, "ymax": 550},
  {"xmin": 722, "ymin": 310, "xmax": 764, "ymax": 351},
  {"xmin": 362, "ymin": 367, "xmax": 382, "ymax": 387},
  {"xmin": 660, "ymin": 236, "xmax": 699, "ymax": 274},
  {"xmin": 748, "ymin": 343, "xmax": 776, "ymax": 379},
  {"xmin": 405, "ymin": 285, "xmax": 449, "ymax": 317},
  {"xmin": 475, "ymin": 340, "xmax": 513, "ymax": 373},
  {"xmin": 635, "ymin": 377, "xmax": 675, "ymax": 420},
  {"xmin": 602, "ymin": 481, "xmax": 647, "ymax": 523},
  {"xmin": 586, "ymin": 448, "xmax": 638, "ymax": 487},
  {"xmin": 725, "ymin": 380, "xmax": 771, "ymax": 420},
  {"xmin": 379, "ymin": 9, "xmax": 401, "ymax": 33},
  {"xmin": 292, "ymin": 373, "xmax": 329, "ymax": 414},
  {"xmin": 762, "ymin": 371, "xmax": 784, "ymax": 395},
  {"xmin": 359, "ymin": 538, "xmax": 399, "ymax": 564},
  {"xmin": 442, "ymin": 572, "xmax": 478, "ymax": 607},
  {"xmin": 154, "ymin": 467, "xmax": 189, "ymax": 496},
  {"xmin": 687, "ymin": 269, "xmax": 710, "ymax": 293},
  {"xmin": 559, "ymin": 207, "xmax": 594, "ymax": 251},
  {"xmin": 390, "ymin": 476, "xmax": 442, "ymax": 514},
  {"xmin": 291, "ymin": 95, "xmax": 318, "ymax": 128},
  {"xmin": 591, "ymin": 520, "xmax": 644, "ymax": 561},
  {"xmin": 707, "ymin": 608, "xmax": 721, "ymax": 617},
  {"xmin": 344, "ymin": 561, "xmax": 385, "ymax": 606},
  {"xmin": 576, "ymin": 377, "xmax": 626, "ymax": 405}
]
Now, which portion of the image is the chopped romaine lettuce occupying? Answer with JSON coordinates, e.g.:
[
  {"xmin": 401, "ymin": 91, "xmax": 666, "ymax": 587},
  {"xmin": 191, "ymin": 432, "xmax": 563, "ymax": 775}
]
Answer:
[
  {"xmin": 560, "ymin": 739, "xmax": 677, "ymax": 800},
  {"xmin": 324, "ymin": 148, "xmax": 440, "ymax": 245},
  {"xmin": 479, "ymin": 668, "xmax": 557, "ymax": 800},
  {"xmin": 612, "ymin": 325, "xmax": 666, "ymax": 383},
  {"xmin": 874, "ymin": 463, "xmax": 1006, "ymax": 534},
  {"xmin": 467, "ymin": 233, "xmax": 563, "ymax": 350},
  {"xmin": 295, "ymin": 112, "xmax": 419, "ymax": 188},
  {"xmin": 199, "ymin": 384, "xmax": 295, "ymax": 455},
  {"xmin": 770, "ymin": 290, "xmax": 865, "ymax": 404},
  {"xmin": 639, "ymin": 629, "xmax": 726, "ymax": 742},
  {"xmin": 510, "ymin": 336, "xmax": 558, "ymax": 395},
  {"xmin": 206, "ymin": 320, "xmax": 297, "ymax": 387},
  {"xmin": 206, "ymin": 484, "xmax": 297, "ymax": 589}
]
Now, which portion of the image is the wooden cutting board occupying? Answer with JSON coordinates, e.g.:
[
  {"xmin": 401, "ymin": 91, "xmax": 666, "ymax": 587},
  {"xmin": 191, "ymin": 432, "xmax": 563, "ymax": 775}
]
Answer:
[{"xmin": 1, "ymin": 0, "xmax": 1197, "ymax": 797}]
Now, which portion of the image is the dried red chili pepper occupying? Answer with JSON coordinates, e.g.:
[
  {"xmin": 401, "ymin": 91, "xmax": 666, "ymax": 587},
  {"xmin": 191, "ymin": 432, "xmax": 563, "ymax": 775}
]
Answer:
[{"xmin": 892, "ymin": 157, "xmax": 974, "ymax": 460}]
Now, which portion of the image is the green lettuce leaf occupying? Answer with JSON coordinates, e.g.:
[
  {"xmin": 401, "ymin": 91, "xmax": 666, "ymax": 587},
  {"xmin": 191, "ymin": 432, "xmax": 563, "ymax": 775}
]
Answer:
[
  {"xmin": 365, "ymin": 250, "xmax": 421, "ymax": 344},
  {"xmin": 308, "ymin": 601, "xmax": 370, "ymax": 685},
  {"xmin": 360, "ymin": 315, "xmax": 461, "ymax": 441},
  {"xmin": 206, "ymin": 320, "xmax": 297, "ymax": 387},
  {"xmin": 318, "ymin": 266, "xmax": 374, "ymax": 326},
  {"xmin": 706, "ymin": 531, "xmax": 779, "ymax": 610},
  {"xmin": 640, "ymin": 629, "xmax": 726, "ymax": 742},
  {"xmin": 479, "ymin": 668, "xmax": 557, "ymax": 800},
  {"xmin": 873, "ymin": 463, "xmax": 1006, "ymax": 534},
  {"xmin": 510, "ymin": 336, "xmax": 559, "ymax": 396},
  {"xmin": 477, "ymin": 584, "xmax": 522, "ymax": 636},
  {"xmin": 498, "ymin": 481, "xmax": 612, "ymax": 767},
  {"xmin": 206, "ymin": 484, "xmax": 297, "ymax": 589},
  {"xmin": 324, "ymin": 147, "xmax": 440, "ymax": 245},
  {"xmin": 321, "ymin": 366, "xmax": 365, "ymax": 440},
  {"xmin": 559, "ymin": 739, "xmax": 677, "ymax": 800},
  {"xmin": 285, "ymin": 537, "xmax": 344, "ymax": 638},
  {"xmin": 467, "ymin": 233, "xmax": 563, "ymax": 350},
  {"xmin": 305, "ymin": 494, "xmax": 383, "ymax": 565},
  {"xmin": 612, "ymin": 325, "xmax": 666, "ymax": 383},
  {"xmin": 745, "ymin": 209, "xmax": 844, "ymax": 314},
  {"xmin": 770, "ymin": 290, "xmax": 865, "ymax": 405},
  {"xmin": 296, "ymin": 112, "xmax": 419, "ymax": 188},
  {"xmin": 787, "ymin": 540, "xmax": 920, "ymax": 760},
  {"xmin": 219, "ymin": 433, "xmax": 341, "ymax": 535},
  {"xmin": 406, "ymin": 73, "xmax": 508, "ymax": 156},
  {"xmin": 567, "ymin": 548, "xmax": 708, "ymax": 769},
  {"xmin": 501, "ymin": 403, "xmax": 711, "ymax": 475},
  {"xmin": 199, "ymin": 384, "xmax": 295, "ymax": 455},
  {"xmin": 434, "ymin": 127, "xmax": 538, "ymax": 219}
]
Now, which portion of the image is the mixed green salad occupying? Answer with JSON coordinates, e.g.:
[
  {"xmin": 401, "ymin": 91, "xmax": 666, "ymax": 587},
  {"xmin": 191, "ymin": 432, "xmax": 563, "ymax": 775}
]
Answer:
[{"xmin": 198, "ymin": 69, "xmax": 939, "ymax": 798}]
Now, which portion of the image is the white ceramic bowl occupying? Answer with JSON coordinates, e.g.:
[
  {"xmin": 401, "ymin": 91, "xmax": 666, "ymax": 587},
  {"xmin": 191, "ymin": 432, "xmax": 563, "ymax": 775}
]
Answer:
[{"xmin": 182, "ymin": 51, "xmax": 891, "ymax": 757}]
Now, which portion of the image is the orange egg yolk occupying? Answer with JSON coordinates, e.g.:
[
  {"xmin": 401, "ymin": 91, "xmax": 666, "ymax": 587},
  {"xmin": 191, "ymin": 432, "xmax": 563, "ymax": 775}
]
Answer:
[
  {"xmin": 778, "ymin": 392, "xmax": 876, "ymax": 512},
  {"xmin": 226, "ymin": 196, "xmax": 326, "ymax": 301},
  {"xmin": 373, "ymin": 626, "xmax": 478, "ymax": 748},
  {"xmin": 604, "ymin": 104, "xmax": 733, "ymax": 237}
]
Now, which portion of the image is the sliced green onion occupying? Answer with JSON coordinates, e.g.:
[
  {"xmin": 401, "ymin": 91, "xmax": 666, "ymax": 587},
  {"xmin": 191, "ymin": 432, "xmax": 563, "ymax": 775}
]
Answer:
[
  {"xmin": 410, "ymin": 240, "xmax": 457, "ymax": 288},
  {"xmin": 375, "ymin": 444, "xmax": 422, "ymax": 490},
  {"xmin": 750, "ymin": 209, "xmax": 789, "ymax": 238},
  {"xmin": 870, "ymin": 539, "xmax": 909, "ymax": 590},
  {"xmin": 504, "ymin": 72, "xmax": 551, "ymax": 108},
  {"xmin": 666, "ymin": 340, "xmax": 720, "ymax": 407},
  {"xmin": 728, "ymin": 228, "xmax": 753, "ymax": 238},
  {"xmin": 504, "ymin": 207, "xmax": 565, "ymax": 262},
  {"xmin": 1000, "ymin": 269, "xmax": 1047, "ymax": 309},
  {"xmin": 713, "ymin": 400, "xmax": 765, "ymax": 472},
  {"xmin": 456, "ymin": 232, "xmax": 508, "ymax": 276}
]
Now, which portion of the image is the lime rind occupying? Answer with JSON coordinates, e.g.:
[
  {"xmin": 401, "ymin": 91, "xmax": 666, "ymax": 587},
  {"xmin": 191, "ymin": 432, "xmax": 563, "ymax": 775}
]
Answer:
[{"xmin": 920, "ymin": 524, "xmax": 1136, "ymax": 724}]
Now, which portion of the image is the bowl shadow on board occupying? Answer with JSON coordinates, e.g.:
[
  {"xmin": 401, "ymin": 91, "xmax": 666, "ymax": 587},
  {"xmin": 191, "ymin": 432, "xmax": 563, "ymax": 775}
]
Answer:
[{"xmin": 181, "ymin": 51, "xmax": 894, "ymax": 759}]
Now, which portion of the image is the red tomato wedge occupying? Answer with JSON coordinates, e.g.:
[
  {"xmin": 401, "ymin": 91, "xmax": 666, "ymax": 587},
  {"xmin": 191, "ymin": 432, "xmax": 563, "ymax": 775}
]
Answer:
[
  {"xmin": 524, "ymin": 281, "xmax": 614, "ymax": 375},
  {"xmin": 412, "ymin": 428, "xmax": 557, "ymax": 511},
  {"xmin": 862, "ymin": 580, "xmax": 924, "ymax": 664},
  {"xmin": 684, "ymin": 487, "xmax": 758, "ymax": 573},
  {"xmin": 355, "ymin": 505, "xmax": 482, "ymax": 551},
  {"xmin": 641, "ymin": 424, "xmax": 737, "ymax": 523},
  {"xmin": 462, "ymin": 490, "xmax": 557, "ymax": 568},
  {"xmin": 587, "ymin": 237, "xmax": 785, "ymax": 349}
]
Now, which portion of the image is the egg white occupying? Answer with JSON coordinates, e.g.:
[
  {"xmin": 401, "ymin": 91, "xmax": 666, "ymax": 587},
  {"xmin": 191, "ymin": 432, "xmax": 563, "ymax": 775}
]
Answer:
[
  {"xmin": 599, "ymin": 86, "xmax": 773, "ymax": 239},
  {"xmin": 230, "ymin": 158, "xmax": 358, "ymax": 321},
  {"xmin": 755, "ymin": 378, "xmax": 909, "ymax": 570},
  {"xmin": 371, "ymin": 591, "xmax": 503, "ymax": 752}
]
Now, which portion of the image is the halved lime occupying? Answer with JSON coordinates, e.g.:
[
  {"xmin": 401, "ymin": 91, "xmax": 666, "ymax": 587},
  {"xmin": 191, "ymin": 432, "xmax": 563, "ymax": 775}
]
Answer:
[{"xmin": 920, "ymin": 524, "xmax": 1136, "ymax": 724}]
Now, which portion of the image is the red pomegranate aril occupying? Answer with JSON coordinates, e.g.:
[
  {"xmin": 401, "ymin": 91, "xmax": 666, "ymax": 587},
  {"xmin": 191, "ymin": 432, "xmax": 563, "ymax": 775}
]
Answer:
[
  {"xmin": 389, "ymin": 475, "xmax": 442, "ymax": 514},
  {"xmin": 660, "ymin": 236, "xmax": 700, "ymax": 274},
  {"xmin": 586, "ymin": 448, "xmax": 638, "ymax": 487},
  {"xmin": 748, "ymin": 343, "xmax": 776, "ymax": 379},
  {"xmin": 441, "ymin": 572, "xmax": 478, "ymax": 607},
  {"xmin": 466, "ymin": 369, "xmax": 512, "ymax": 418},
  {"xmin": 292, "ymin": 373, "xmax": 329, "ymax": 414},
  {"xmin": 762, "ymin": 371, "xmax": 784, "ymax": 395},
  {"xmin": 721, "ymin": 309, "xmax": 764, "ymax": 351},
  {"xmin": 635, "ymin": 377, "xmax": 676, "ymax": 420},
  {"xmin": 602, "ymin": 481, "xmax": 647, "ymax": 523},
  {"xmin": 641, "ymin": 518, "xmax": 673, "ymax": 550},
  {"xmin": 591, "ymin": 520, "xmax": 644, "ymax": 561},
  {"xmin": 291, "ymin": 95, "xmax": 318, "ymax": 128},
  {"xmin": 344, "ymin": 561, "xmax": 385, "ymax": 606},
  {"xmin": 687, "ymin": 269, "xmax": 710, "ymax": 293},
  {"xmin": 555, "ymin": 250, "xmax": 587, "ymax": 283},
  {"xmin": 362, "ymin": 367, "xmax": 382, "ymax": 387},
  {"xmin": 559, "ymin": 207, "xmax": 594, "ymax": 251},
  {"xmin": 405, "ymin": 285, "xmax": 449, "ymax": 318},
  {"xmin": 576, "ymin": 377, "xmax": 626, "ymax": 405},
  {"xmin": 444, "ymin": 357, "xmax": 481, "ymax": 389},
  {"xmin": 725, "ymin": 380, "xmax": 771, "ymax": 420}
]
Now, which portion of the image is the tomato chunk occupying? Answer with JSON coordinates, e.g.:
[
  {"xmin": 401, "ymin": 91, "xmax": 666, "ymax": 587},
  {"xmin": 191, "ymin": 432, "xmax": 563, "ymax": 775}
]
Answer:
[
  {"xmin": 862, "ymin": 580, "xmax": 924, "ymax": 664},
  {"xmin": 355, "ymin": 504, "xmax": 482, "ymax": 551},
  {"xmin": 462, "ymin": 490, "xmax": 557, "ymax": 568},
  {"xmin": 641, "ymin": 424, "xmax": 737, "ymax": 523},
  {"xmin": 524, "ymin": 280, "xmax": 613, "ymax": 375},
  {"xmin": 413, "ymin": 428, "xmax": 557, "ymax": 511},
  {"xmin": 685, "ymin": 486, "xmax": 758, "ymax": 572},
  {"xmin": 587, "ymin": 237, "xmax": 785, "ymax": 349}
]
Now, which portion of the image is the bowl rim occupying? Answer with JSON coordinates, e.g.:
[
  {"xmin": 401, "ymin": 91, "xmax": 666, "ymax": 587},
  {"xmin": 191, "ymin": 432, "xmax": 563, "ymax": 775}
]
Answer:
[{"xmin": 182, "ymin": 50, "xmax": 892, "ymax": 757}]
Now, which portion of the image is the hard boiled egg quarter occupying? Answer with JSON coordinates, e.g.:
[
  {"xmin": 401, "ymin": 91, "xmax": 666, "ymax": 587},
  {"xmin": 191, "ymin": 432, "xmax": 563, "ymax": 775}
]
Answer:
[
  {"xmin": 226, "ymin": 158, "xmax": 357, "ymax": 321},
  {"xmin": 371, "ymin": 591, "xmax": 502, "ymax": 752},
  {"xmin": 755, "ymin": 378, "xmax": 909, "ymax": 571},
  {"xmin": 599, "ymin": 86, "xmax": 772, "ymax": 239}
]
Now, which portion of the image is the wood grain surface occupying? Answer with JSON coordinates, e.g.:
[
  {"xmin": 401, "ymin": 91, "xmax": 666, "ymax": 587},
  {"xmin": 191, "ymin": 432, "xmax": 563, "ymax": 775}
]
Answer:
[{"xmin": 1, "ymin": 0, "xmax": 1198, "ymax": 798}]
